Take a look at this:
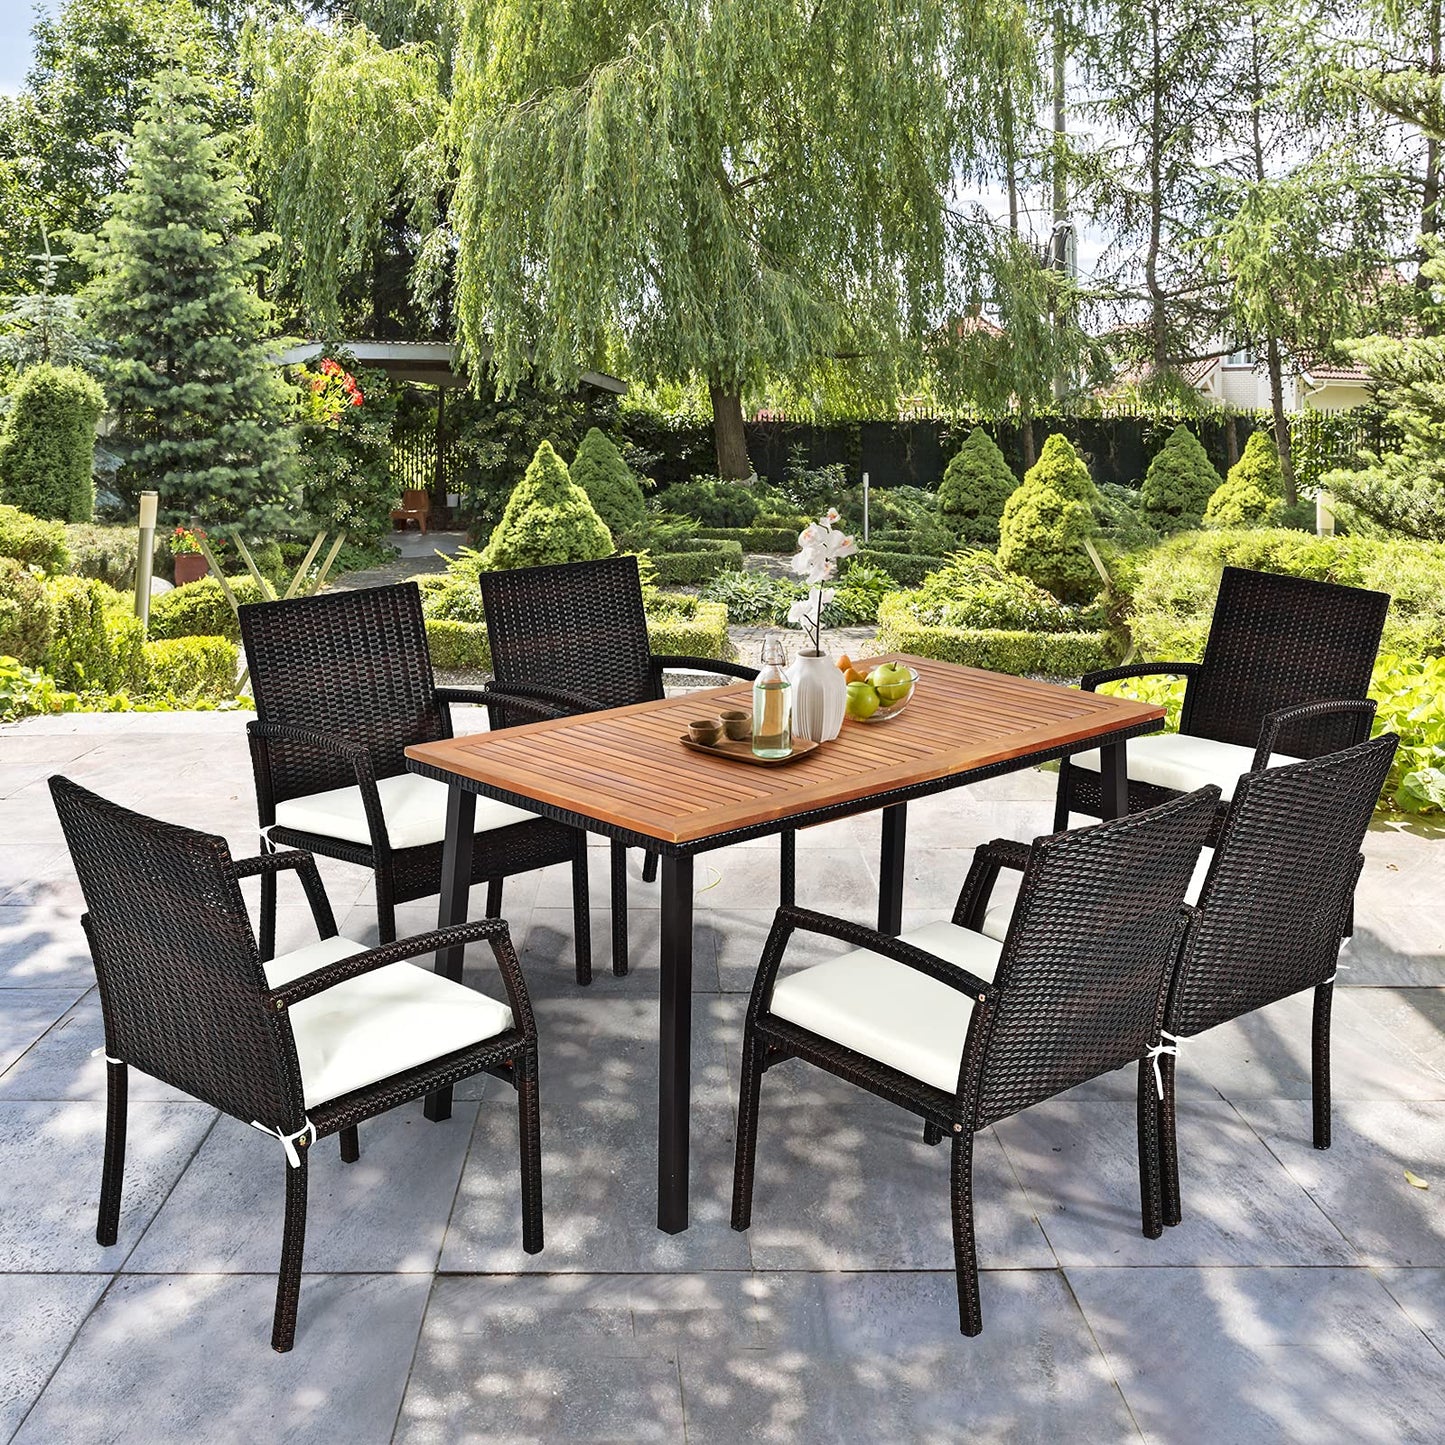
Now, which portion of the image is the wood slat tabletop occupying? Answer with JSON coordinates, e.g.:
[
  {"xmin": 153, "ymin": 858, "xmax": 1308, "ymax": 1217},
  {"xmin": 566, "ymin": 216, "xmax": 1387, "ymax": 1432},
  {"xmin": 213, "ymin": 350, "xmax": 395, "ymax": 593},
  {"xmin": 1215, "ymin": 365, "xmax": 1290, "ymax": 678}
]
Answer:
[{"xmin": 406, "ymin": 655, "xmax": 1164, "ymax": 846}]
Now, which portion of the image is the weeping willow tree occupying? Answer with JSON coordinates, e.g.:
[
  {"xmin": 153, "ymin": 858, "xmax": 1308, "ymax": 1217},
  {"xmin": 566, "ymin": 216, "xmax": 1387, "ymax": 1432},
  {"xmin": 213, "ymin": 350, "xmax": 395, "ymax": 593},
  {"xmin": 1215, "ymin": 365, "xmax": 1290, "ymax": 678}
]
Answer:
[{"xmin": 450, "ymin": 0, "xmax": 1036, "ymax": 477}]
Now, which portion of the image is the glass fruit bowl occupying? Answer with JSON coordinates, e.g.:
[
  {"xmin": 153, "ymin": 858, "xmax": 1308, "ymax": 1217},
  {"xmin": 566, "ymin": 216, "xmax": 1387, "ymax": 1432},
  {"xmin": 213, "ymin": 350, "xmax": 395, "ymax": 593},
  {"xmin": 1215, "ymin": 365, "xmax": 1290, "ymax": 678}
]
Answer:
[{"xmin": 848, "ymin": 665, "xmax": 919, "ymax": 723}]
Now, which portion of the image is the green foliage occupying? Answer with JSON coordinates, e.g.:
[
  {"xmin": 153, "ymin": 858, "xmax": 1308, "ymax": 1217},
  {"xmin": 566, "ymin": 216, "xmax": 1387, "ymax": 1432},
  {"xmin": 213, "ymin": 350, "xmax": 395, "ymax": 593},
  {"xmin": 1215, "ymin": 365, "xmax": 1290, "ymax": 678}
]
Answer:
[
  {"xmin": 569, "ymin": 429, "xmax": 646, "ymax": 536},
  {"xmin": 997, "ymin": 434, "xmax": 1103, "ymax": 602},
  {"xmin": 701, "ymin": 562, "xmax": 894, "ymax": 628},
  {"xmin": 479, "ymin": 441, "xmax": 614, "ymax": 571},
  {"xmin": 75, "ymin": 69, "xmax": 296, "ymax": 529},
  {"xmin": 146, "ymin": 575, "xmax": 267, "ymax": 642},
  {"xmin": 907, "ymin": 550, "xmax": 1105, "ymax": 632},
  {"xmin": 0, "ymin": 654, "xmax": 76, "ymax": 722},
  {"xmin": 1140, "ymin": 426, "xmax": 1220, "ymax": 527},
  {"xmin": 63, "ymin": 523, "xmax": 135, "ymax": 588},
  {"xmin": 1372, "ymin": 655, "xmax": 1445, "ymax": 816},
  {"xmin": 0, "ymin": 505, "xmax": 68, "ymax": 571},
  {"xmin": 846, "ymin": 548, "xmax": 948, "ymax": 587},
  {"xmin": 694, "ymin": 524, "xmax": 803, "ymax": 553},
  {"xmin": 875, "ymin": 593, "xmax": 1114, "ymax": 678},
  {"xmin": 1096, "ymin": 483, "xmax": 1161, "ymax": 553},
  {"xmin": 650, "ymin": 539, "xmax": 744, "ymax": 586},
  {"xmin": 0, "ymin": 255, "xmax": 98, "ymax": 375},
  {"xmin": 40, "ymin": 575, "xmax": 145, "ymax": 691},
  {"xmin": 424, "ymin": 618, "xmax": 492, "ymax": 672},
  {"xmin": 0, "ymin": 558, "xmax": 55, "ymax": 665},
  {"xmin": 657, "ymin": 479, "xmax": 764, "ymax": 528},
  {"xmin": 937, "ymin": 428, "xmax": 1018, "ymax": 544},
  {"xmin": 0, "ymin": 363, "xmax": 104, "ymax": 521},
  {"xmin": 143, "ymin": 635, "xmax": 237, "ymax": 702},
  {"xmin": 1204, "ymin": 431, "xmax": 1285, "ymax": 529}
]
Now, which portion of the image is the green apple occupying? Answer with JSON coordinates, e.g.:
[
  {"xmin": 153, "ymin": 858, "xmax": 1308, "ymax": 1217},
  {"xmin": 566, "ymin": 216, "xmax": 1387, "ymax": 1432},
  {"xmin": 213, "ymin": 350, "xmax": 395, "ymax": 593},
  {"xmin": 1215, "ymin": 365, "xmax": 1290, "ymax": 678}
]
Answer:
[
  {"xmin": 845, "ymin": 681, "xmax": 881, "ymax": 720},
  {"xmin": 867, "ymin": 662, "xmax": 913, "ymax": 704}
]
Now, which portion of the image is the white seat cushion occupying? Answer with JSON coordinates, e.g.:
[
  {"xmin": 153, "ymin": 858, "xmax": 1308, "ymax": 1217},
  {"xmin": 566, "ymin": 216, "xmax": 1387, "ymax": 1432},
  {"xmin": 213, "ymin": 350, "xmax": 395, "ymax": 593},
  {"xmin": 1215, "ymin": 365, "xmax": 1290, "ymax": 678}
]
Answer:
[
  {"xmin": 1068, "ymin": 732, "xmax": 1298, "ymax": 805},
  {"xmin": 980, "ymin": 848, "xmax": 1214, "ymax": 942},
  {"xmin": 264, "ymin": 935, "xmax": 514, "ymax": 1109},
  {"xmin": 273, "ymin": 772, "xmax": 537, "ymax": 850},
  {"xmin": 769, "ymin": 920, "xmax": 1003, "ymax": 1094}
]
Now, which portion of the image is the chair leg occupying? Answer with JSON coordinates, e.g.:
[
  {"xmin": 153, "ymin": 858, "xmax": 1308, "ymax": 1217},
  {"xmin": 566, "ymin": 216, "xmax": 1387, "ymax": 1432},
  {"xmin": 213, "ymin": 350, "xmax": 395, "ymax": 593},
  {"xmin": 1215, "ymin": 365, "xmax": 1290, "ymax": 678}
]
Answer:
[
  {"xmin": 778, "ymin": 829, "xmax": 796, "ymax": 908},
  {"xmin": 1159, "ymin": 1051, "xmax": 1182, "ymax": 1228},
  {"xmin": 1052, "ymin": 760, "xmax": 1072, "ymax": 833},
  {"xmin": 259, "ymin": 838, "xmax": 277, "ymax": 963},
  {"xmin": 571, "ymin": 839, "xmax": 592, "ymax": 987},
  {"xmin": 642, "ymin": 850, "xmax": 659, "ymax": 884},
  {"xmin": 610, "ymin": 839, "xmax": 630, "ymax": 978},
  {"xmin": 730, "ymin": 1029, "xmax": 765, "ymax": 1232},
  {"xmin": 950, "ymin": 1129, "xmax": 983, "ymax": 1336},
  {"xmin": 517, "ymin": 1046, "xmax": 544, "ymax": 1256},
  {"xmin": 339, "ymin": 1126, "xmax": 360, "ymax": 1163},
  {"xmin": 1136, "ymin": 1057, "xmax": 1164, "ymax": 1240},
  {"xmin": 1312, "ymin": 982, "xmax": 1334, "ymax": 1150},
  {"xmin": 485, "ymin": 878, "xmax": 504, "ymax": 919},
  {"xmin": 923, "ymin": 1121, "xmax": 943, "ymax": 1146},
  {"xmin": 376, "ymin": 870, "xmax": 398, "ymax": 945},
  {"xmin": 271, "ymin": 1147, "xmax": 309, "ymax": 1353},
  {"xmin": 97, "ymin": 1059, "xmax": 128, "ymax": 1247}
]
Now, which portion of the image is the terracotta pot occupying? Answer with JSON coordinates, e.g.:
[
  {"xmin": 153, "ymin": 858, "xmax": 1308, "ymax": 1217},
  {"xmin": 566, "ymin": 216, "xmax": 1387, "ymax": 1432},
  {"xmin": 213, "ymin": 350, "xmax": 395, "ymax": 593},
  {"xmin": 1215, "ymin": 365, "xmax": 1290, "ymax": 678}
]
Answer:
[{"xmin": 174, "ymin": 553, "xmax": 209, "ymax": 586}]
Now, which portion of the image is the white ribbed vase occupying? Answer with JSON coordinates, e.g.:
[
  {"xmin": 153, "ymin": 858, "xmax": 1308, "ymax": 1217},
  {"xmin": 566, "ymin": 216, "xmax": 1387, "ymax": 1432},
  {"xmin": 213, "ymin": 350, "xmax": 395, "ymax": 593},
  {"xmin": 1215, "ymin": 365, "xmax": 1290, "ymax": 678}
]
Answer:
[{"xmin": 786, "ymin": 650, "xmax": 847, "ymax": 743}]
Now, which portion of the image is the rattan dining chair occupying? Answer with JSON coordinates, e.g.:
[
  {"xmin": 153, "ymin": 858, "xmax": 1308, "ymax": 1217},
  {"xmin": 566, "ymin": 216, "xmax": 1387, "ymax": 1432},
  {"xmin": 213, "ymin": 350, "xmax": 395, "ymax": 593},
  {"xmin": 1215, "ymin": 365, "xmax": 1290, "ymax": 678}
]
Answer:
[
  {"xmin": 730, "ymin": 786, "xmax": 1219, "ymax": 1336},
  {"xmin": 478, "ymin": 554, "xmax": 767, "ymax": 975},
  {"xmin": 239, "ymin": 582, "xmax": 592, "ymax": 981},
  {"xmin": 49, "ymin": 776, "xmax": 542, "ymax": 1353},
  {"xmin": 1055, "ymin": 566, "xmax": 1388, "ymax": 835}
]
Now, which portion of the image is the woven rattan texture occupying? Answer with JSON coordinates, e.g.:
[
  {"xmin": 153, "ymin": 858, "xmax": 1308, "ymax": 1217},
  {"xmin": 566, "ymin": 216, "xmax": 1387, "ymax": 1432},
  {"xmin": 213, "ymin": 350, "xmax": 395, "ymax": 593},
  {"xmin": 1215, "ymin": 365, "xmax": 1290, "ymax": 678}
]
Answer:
[
  {"xmin": 241, "ymin": 583, "xmax": 448, "ymax": 803},
  {"xmin": 1170, "ymin": 735, "xmax": 1398, "ymax": 1036}
]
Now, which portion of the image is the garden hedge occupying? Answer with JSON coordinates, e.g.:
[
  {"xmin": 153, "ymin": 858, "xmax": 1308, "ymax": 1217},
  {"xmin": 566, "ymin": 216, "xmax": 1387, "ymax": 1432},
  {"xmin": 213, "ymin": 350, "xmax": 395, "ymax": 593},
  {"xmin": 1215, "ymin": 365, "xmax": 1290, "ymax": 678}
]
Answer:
[
  {"xmin": 0, "ymin": 363, "xmax": 104, "ymax": 521},
  {"xmin": 651, "ymin": 538, "xmax": 744, "ymax": 585},
  {"xmin": 0, "ymin": 556, "xmax": 55, "ymax": 665},
  {"xmin": 694, "ymin": 525, "xmax": 802, "ymax": 553},
  {"xmin": 847, "ymin": 547, "xmax": 947, "ymax": 587},
  {"xmin": 146, "ymin": 575, "xmax": 268, "ymax": 642},
  {"xmin": 0, "ymin": 505, "xmax": 69, "ymax": 572},
  {"xmin": 143, "ymin": 636, "xmax": 238, "ymax": 702},
  {"xmin": 41, "ymin": 576, "xmax": 146, "ymax": 692},
  {"xmin": 874, "ymin": 593, "xmax": 1114, "ymax": 677}
]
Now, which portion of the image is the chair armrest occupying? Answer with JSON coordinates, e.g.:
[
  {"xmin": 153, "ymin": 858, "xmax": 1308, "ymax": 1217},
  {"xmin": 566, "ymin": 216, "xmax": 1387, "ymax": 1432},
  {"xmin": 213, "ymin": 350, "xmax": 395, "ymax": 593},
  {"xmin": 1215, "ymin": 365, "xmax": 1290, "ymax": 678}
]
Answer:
[
  {"xmin": 267, "ymin": 918, "xmax": 535, "ymax": 1037},
  {"xmin": 1079, "ymin": 661, "xmax": 1203, "ymax": 693},
  {"xmin": 1252, "ymin": 698, "xmax": 1378, "ymax": 771},
  {"xmin": 435, "ymin": 684, "xmax": 576, "ymax": 726},
  {"xmin": 953, "ymin": 839, "xmax": 1033, "ymax": 931},
  {"xmin": 230, "ymin": 849, "xmax": 338, "ymax": 939},
  {"xmin": 653, "ymin": 655, "xmax": 758, "ymax": 683}
]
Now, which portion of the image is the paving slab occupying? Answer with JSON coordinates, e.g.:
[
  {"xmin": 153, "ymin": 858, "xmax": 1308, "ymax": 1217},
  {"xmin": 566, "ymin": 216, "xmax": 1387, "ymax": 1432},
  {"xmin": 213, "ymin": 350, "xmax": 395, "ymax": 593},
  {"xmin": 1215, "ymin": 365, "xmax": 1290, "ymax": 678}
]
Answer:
[
  {"xmin": 0, "ymin": 988, "xmax": 92, "ymax": 1076},
  {"xmin": 0, "ymin": 1272, "xmax": 109, "ymax": 1441},
  {"xmin": 0, "ymin": 902, "xmax": 96, "ymax": 990}
]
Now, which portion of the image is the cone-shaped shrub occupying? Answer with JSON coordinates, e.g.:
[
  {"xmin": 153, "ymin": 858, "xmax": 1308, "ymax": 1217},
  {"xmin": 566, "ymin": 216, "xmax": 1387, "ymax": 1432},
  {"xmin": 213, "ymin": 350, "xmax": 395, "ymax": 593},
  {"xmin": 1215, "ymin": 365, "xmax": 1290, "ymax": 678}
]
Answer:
[
  {"xmin": 937, "ymin": 427, "xmax": 1018, "ymax": 543},
  {"xmin": 1204, "ymin": 430, "xmax": 1285, "ymax": 529},
  {"xmin": 480, "ymin": 440, "xmax": 615, "ymax": 571},
  {"xmin": 569, "ymin": 428, "xmax": 646, "ymax": 536},
  {"xmin": 997, "ymin": 433, "xmax": 1103, "ymax": 601},
  {"xmin": 1141, "ymin": 425, "xmax": 1220, "ymax": 528},
  {"xmin": 0, "ymin": 364, "xmax": 105, "ymax": 522}
]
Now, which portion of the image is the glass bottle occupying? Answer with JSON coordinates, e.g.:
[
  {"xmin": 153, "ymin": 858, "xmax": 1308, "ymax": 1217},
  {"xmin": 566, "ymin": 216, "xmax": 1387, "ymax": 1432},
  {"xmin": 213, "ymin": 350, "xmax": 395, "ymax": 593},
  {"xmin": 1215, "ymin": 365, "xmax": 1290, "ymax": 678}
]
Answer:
[{"xmin": 752, "ymin": 635, "xmax": 792, "ymax": 758}]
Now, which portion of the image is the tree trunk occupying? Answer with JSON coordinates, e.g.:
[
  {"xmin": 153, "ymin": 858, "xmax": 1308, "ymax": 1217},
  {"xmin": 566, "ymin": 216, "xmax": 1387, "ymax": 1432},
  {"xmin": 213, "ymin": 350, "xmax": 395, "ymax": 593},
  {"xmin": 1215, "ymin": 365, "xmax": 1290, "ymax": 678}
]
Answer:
[
  {"xmin": 1264, "ymin": 334, "xmax": 1296, "ymax": 504},
  {"xmin": 1225, "ymin": 412, "xmax": 1239, "ymax": 469},
  {"xmin": 708, "ymin": 383, "xmax": 752, "ymax": 479},
  {"xmin": 432, "ymin": 387, "xmax": 448, "ymax": 508},
  {"xmin": 1019, "ymin": 415, "xmax": 1037, "ymax": 472}
]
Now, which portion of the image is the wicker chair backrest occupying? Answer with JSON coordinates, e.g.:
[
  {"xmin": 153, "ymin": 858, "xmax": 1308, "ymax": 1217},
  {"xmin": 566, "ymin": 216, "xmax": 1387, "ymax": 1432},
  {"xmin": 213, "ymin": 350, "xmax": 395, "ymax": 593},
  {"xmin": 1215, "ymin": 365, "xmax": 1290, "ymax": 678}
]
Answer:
[
  {"xmin": 480, "ymin": 555, "xmax": 659, "ymax": 714},
  {"xmin": 971, "ymin": 788, "xmax": 1219, "ymax": 1128},
  {"xmin": 49, "ymin": 777, "xmax": 303, "ymax": 1129},
  {"xmin": 1184, "ymin": 567, "xmax": 1388, "ymax": 755},
  {"xmin": 1171, "ymin": 734, "xmax": 1397, "ymax": 1036},
  {"xmin": 240, "ymin": 583, "xmax": 447, "ymax": 802}
]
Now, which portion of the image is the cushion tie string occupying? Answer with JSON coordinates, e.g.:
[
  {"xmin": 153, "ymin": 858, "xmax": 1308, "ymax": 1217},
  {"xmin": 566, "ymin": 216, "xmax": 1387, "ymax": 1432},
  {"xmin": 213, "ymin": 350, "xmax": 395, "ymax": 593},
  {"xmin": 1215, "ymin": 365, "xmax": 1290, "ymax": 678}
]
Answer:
[
  {"xmin": 89, "ymin": 1046, "xmax": 123, "ymax": 1065},
  {"xmin": 1146, "ymin": 1031, "xmax": 1182, "ymax": 1100},
  {"xmin": 249, "ymin": 1118, "xmax": 316, "ymax": 1169},
  {"xmin": 1324, "ymin": 961, "xmax": 1351, "ymax": 987}
]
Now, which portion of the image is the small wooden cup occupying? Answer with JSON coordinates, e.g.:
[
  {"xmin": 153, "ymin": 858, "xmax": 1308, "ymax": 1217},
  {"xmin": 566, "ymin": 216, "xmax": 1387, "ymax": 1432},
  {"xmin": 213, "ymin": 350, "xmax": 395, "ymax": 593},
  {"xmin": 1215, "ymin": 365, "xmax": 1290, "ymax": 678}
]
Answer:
[
  {"xmin": 719, "ymin": 709, "xmax": 751, "ymax": 741},
  {"xmin": 687, "ymin": 717, "xmax": 724, "ymax": 746}
]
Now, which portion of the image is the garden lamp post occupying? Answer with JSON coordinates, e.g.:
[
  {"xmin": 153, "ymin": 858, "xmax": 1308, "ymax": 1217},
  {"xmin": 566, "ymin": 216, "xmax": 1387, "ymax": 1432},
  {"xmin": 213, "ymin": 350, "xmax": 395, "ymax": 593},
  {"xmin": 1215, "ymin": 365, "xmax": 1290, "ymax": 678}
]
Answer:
[{"xmin": 134, "ymin": 490, "xmax": 158, "ymax": 630}]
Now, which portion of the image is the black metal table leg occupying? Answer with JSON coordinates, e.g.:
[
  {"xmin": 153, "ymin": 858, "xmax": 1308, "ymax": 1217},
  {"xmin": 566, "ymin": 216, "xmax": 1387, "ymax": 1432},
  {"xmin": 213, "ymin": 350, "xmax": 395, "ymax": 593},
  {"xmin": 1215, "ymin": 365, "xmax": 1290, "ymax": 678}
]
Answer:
[
  {"xmin": 657, "ymin": 852, "xmax": 694, "ymax": 1233},
  {"xmin": 425, "ymin": 784, "xmax": 476, "ymax": 1123},
  {"xmin": 878, "ymin": 803, "xmax": 907, "ymax": 936},
  {"xmin": 1099, "ymin": 740, "xmax": 1130, "ymax": 820}
]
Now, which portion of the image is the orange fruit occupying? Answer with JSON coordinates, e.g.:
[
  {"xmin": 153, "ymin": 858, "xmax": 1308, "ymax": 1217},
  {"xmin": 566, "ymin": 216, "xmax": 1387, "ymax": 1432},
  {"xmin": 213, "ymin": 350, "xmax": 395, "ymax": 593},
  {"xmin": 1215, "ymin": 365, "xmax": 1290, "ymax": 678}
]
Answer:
[{"xmin": 836, "ymin": 653, "xmax": 853, "ymax": 673}]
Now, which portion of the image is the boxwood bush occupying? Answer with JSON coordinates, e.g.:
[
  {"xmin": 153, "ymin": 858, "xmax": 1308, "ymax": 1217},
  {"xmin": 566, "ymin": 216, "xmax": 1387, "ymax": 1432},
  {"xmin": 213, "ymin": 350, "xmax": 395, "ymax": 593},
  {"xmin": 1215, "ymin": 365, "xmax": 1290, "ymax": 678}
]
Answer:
[
  {"xmin": 143, "ymin": 636, "xmax": 238, "ymax": 702},
  {"xmin": 694, "ymin": 525, "xmax": 803, "ymax": 553},
  {"xmin": 846, "ymin": 547, "xmax": 947, "ymax": 587},
  {"xmin": 569, "ymin": 428, "xmax": 647, "ymax": 536},
  {"xmin": 146, "ymin": 575, "xmax": 268, "ymax": 642},
  {"xmin": 997, "ymin": 433, "xmax": 1103, "ymax": 602},
  {"xmin": 0, "ymin": 505, "xmax": 69, "ymax": 572},
  {"xmin": 651, "ymin": 537, "xmax": 744, "ymax": 585},
  {"xmin": 1203, "ymin": 431, "xmax": 1285, "ymax": 529},
  {"xmin": 0, "ymin": 556, "xmax": 55, "ymax": 665},
  {"xmin": 63, "ymin": 524, "xmax": 137, "ymax": 588},
  {"xmin": 41, "ymin": 576, "xmax": 146, "ymax": 691},
  {"xmin": 937, "ymin": 427, "xmax": 1018, "ymax": 544}
]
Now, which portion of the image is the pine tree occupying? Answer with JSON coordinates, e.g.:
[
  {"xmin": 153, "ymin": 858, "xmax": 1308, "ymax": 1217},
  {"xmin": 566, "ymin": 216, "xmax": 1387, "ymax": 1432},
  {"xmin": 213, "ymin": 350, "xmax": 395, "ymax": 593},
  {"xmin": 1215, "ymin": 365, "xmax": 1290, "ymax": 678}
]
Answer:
[
  {"xmin": 76, "ymin": 69, "xmax": 296, "ymax": 529},
  {"xmin": 937, "ymin": 428, "xmax": 1018, "ymax": 544},
  {"xmin": 569, "ymin": 429, "xmax": 646, "ymax": 538},
  {"xmin": 1141, "ymin": 425, "xmax": 1220, "ymax": 528},
  {"xmin": 1204, "ymin": 430, "xmax": 1285, "ymax": 529},
  {"xmin": 997, "ymin": 433, "xmax": 1102, "ymax": 602},
  {"xmin": 480, "ymin": 441, "xmax": 615, "ymax": 571}
]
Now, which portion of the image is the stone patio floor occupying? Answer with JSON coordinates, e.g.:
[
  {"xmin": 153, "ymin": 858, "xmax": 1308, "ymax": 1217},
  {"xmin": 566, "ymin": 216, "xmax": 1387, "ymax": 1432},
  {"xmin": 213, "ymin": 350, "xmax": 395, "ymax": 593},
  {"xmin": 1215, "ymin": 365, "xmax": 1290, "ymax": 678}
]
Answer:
[{"xmin": 2, "ymin": 709, "xmax": 1444, "ymax": 1443}]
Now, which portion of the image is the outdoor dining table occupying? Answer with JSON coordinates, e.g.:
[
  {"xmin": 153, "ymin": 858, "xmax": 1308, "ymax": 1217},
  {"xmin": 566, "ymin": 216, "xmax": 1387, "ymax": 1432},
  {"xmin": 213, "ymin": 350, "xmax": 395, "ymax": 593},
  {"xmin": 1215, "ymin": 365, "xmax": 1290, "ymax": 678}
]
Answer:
[{"xmin": 404, "ymin": 654, "xmax": 1165, "ymax": 1234}]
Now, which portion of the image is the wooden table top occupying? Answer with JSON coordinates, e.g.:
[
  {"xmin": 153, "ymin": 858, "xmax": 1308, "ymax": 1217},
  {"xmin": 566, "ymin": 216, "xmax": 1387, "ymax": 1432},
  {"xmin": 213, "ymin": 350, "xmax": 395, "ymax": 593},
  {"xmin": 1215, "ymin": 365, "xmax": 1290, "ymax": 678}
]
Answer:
[{"xmin": 406, "ymin": 655, "xmax": 1164, "ymax": 847}]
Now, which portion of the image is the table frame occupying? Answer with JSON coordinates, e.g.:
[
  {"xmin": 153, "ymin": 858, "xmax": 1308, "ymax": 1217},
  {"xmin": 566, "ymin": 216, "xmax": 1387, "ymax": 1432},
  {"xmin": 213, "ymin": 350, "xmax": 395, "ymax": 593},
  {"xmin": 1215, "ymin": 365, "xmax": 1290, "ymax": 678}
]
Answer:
[{"xmin": 407, "ymin": 700, "xmax": 1154, "ymax": 1234}]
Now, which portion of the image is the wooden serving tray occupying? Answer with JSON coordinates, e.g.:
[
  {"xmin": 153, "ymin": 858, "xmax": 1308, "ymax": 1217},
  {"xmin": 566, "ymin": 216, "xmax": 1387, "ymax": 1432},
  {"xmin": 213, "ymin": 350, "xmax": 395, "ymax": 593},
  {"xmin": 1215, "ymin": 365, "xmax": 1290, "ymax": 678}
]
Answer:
[{"xmin": 678, "ymin": 735, "xmax": 819, "ymax": 766}]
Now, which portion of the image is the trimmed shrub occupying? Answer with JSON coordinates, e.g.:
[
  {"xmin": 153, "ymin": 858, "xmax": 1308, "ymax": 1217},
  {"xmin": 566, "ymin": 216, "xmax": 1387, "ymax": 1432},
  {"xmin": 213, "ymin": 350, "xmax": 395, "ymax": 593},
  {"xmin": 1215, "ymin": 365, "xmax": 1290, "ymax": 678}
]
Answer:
[
  {"xmin": 0, "ymin": 557, "xmax": 55, "ymax": 665},
  {"xmin": 41, "ymin": 576, "xmax": 146, "ymax": 691},
  {"xmin": 937, "ymin": 427, "xmax": 1018, "ymax": 544},
  {"xmin": 846, "ymin": 548, "xmax": 947, "ymax": 587},
  {"xmin": 146, "ymin": 575, "xmax": 268, "ymax": 642},
  {"xmin": 0, "ymin": 363, "xmax": 104, "ymax": 522},
  {"xmin": 656, "ymin": 477, "xmax": 763, "ymax": 527},
  {"xmin": 694, "ymin": 525, "xmax": 802, "ymax": 553},
  {"xmin": 570, "ymin": 428, "xmax": 646, "ymax": 536},
  {"xmin": 143, "ymin": 636, "xmax": 237, "ymax": 701},
  {"xmin": 63, "ymin": 524, "xmax": 137, "ymax": 588},
  {"xmin": 1204, "ymin": 431, "xmax": 1285, "ymax": 529},
  {"xmin": 0, "ymin": 505, "xmax": 69, "ymax": 572},
  {"xmin": 1141, "ymin": 425, "xmax": 1220, "ymax": 528},
  {"xmin": 874, "ymin": 594, "xmax": 1113, "ymax": 677},
  {"xmin": 651, "ymin": 538, "xmax": 744, "ymax": 585},
  {"xmin": 480, "ymin": 440, "xmax": 615, "ymax": 571},
  {"xmin": 425, "ymin": 618, "xmax": 491, "ymax": 672},
  {"xmin": 997, "ymin": 433, "xmax": 1103, "ymax": 602},
  {"xmin": 908, "ymin": 550, "xmax": 1105, "ymax": 632}
]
